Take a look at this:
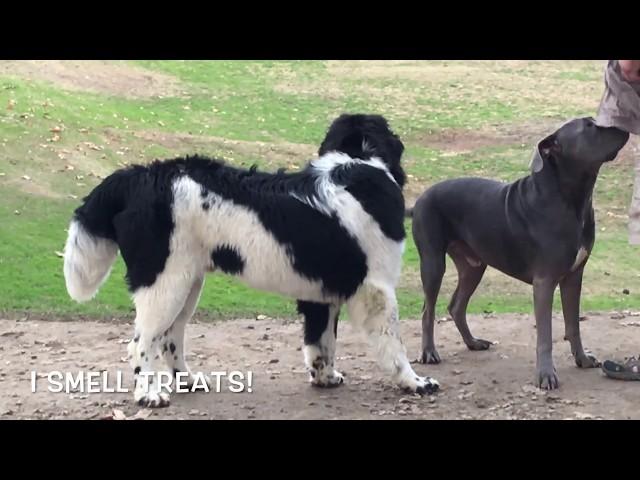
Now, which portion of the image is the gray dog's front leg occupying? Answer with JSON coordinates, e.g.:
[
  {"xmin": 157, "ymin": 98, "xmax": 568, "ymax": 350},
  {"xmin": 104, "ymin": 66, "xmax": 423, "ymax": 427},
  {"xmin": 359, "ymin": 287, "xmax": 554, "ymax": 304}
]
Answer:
[
  {"xmin": 560, "ymin": 266, "xmax": 600, "ymax": 369},
  {"xmin": 533, "ymin": 277, "xmax": 559, "ymax": 390}
]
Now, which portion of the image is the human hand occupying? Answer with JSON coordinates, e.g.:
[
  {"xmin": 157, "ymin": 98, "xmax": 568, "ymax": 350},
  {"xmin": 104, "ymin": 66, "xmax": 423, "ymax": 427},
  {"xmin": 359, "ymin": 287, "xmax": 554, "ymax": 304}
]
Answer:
[{"xmin": 619, "ymin": 60, "xmax": 640, "ymax": 83}]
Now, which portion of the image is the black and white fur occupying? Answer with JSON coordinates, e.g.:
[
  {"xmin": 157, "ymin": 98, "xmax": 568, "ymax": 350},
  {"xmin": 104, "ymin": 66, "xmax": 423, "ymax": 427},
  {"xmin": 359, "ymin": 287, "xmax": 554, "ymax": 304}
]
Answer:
[{"xmin": 63, "ymin": 114, "xmax": 439, "ymax": 407}]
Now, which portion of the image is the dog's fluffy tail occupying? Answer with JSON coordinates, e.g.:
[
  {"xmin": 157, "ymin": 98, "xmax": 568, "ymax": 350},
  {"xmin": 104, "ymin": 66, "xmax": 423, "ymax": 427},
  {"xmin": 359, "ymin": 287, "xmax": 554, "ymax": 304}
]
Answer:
[
  {"xmin": 63, "ymin": 220, "xmax": 118, "ymax": 302},
  {"xmin": 63, "ymin": 169, "xmax": 133, "ymax": 302}
]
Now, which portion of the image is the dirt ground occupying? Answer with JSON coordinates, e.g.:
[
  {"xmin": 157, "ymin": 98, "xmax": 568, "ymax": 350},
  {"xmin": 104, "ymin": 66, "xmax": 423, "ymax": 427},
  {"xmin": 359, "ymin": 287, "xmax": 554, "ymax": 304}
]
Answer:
[
  {"xmin": 0, "ymin": 60, "xmax": 184, "ymax": 98},
  {"xmin": 1, "ymin": 311, "xmax": 639, "ymax": 420}
]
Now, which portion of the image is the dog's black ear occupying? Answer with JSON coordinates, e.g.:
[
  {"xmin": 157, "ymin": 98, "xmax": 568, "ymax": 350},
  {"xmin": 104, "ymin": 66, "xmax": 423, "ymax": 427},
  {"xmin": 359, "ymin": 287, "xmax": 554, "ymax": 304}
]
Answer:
[
  {"xmin": 319, "ymin": 129, "xmax": 369, "ymax": 159},
  {"xmin": 531, "ymin": 133, "xmax": 561, "ymax": 173}
]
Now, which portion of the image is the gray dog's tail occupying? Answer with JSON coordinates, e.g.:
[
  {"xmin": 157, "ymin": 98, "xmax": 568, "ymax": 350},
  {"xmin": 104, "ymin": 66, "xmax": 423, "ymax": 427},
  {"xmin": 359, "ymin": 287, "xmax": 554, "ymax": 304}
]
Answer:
[{"xmin": 405, "ymin": 206, "xmax": 414, "ymax": 219}]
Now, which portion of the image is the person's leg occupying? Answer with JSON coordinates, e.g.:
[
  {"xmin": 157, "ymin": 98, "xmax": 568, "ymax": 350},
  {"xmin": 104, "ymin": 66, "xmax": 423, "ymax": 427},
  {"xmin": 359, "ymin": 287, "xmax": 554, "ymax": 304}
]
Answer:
[{"xmin": 629, "ymin": 138, "xmax": 640, "ymax": 245}]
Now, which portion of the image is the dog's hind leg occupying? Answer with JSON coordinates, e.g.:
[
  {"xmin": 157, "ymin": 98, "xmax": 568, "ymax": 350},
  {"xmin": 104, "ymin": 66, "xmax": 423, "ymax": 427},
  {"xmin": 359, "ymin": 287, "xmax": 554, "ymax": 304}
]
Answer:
[
  {"xmin": 412, "ymin": 208, "xmax": 447, "ymax": 365},
  {"xmin": 418, "ymin": 251, "xmax": 446, "ymax": 365},
  {"xmin": 560, "ymin": 265, "xmax": 600, "ymax": 369},
  {"xmin": 298, "ymin": 300, "xmax": 344, "ymax": 387},
  {"xmin": 347, "ymin": 282, "xmax": 439, "ymax": 395},
  {"xmin": 128, "ymin": 272, "xmax": 196, "ymax": 408},
  {"xmin": 447, "ymin": 242, "xmax": 492, "ymax": 351},
  {"xmin": 162, "ymin": 275, "xmax": 207, "ymax": 391}
]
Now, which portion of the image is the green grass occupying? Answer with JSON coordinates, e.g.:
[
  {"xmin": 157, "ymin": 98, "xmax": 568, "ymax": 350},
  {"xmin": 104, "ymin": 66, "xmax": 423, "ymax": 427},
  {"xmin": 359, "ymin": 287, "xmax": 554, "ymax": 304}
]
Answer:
[{"xmin": 1, "ymin": 60, "xmax": 638, "ymax": 321}]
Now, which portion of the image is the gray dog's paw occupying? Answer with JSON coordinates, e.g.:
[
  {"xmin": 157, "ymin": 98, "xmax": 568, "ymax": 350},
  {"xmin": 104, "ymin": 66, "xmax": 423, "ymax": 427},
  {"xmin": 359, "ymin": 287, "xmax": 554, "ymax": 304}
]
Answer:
[
  {"xmin": 536, "ymin": 367, "xmax": 560, "ymax": 390},
  {"xmin": 466, "ymin": 338, "xmax": 492, "ymax": 351},
  {"xmin": 575, "ymin": 352, "xmax": 600, "ymax": 369},
  {"xmin": 419, "ymin": 349, "xmax": 441, "ymax": 364}
]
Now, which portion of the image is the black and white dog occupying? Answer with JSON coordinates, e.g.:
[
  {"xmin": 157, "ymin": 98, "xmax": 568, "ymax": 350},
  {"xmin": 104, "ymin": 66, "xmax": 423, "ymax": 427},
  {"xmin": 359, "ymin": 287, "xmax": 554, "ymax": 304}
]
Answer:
[{"xmin": 63, "ymin": 114, "xmax": 439, "ymax": 407}]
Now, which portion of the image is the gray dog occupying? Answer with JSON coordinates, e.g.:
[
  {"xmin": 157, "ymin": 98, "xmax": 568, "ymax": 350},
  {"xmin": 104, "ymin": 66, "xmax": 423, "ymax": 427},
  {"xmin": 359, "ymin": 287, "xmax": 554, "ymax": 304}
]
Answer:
[{"xmin": 408, "ymin": 117, "xmax": 629, "ymax": 389}]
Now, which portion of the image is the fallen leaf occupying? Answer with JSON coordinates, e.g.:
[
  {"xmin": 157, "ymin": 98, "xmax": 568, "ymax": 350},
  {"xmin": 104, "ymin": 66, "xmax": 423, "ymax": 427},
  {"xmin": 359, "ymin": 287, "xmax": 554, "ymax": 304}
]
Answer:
[
  {"xmin": 84, "ymin": 142, "xmax": 102, "ymax": 151},
  {"xmin": 0, "ymin": 331, "xmax": 25, "ymax": 338},
  {"xmin": 620, "ymin": 321, "xmax": 640, "ymax": 327},
  {"xmin": 21, "ymin": 175, "xmax": 31, "ymax": 181},
  {"xmin": 112, "ymin": 409, "xmax": 127, "ymax": 420},
  {"xmin": 50, "ymin": 126, "xmax": 63, "ymax": 133},
  {"xmin": 131, "ymin": 409, "xmax": 153, "ymax": 420},
  {"xmin": 522, "ymin": 384, "xmax": 540, "ymax": 394}
]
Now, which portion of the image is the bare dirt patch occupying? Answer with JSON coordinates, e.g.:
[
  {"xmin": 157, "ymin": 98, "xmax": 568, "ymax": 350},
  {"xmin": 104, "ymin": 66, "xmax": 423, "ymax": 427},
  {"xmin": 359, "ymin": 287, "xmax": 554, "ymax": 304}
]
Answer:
[
  {"xmin": 412, "ymin": 119, "xmax": 563, "ymax": 153},
  {"xmin": 327, "ymin": 60, "xmax": 605, "ymax": 116},
  {"xmin": 1, "ymin": 313, "xmax": 639, "ymax": 420},
  {"xmin": 0, "ymin": 61, "xmax": 184, "ymax": 99}
]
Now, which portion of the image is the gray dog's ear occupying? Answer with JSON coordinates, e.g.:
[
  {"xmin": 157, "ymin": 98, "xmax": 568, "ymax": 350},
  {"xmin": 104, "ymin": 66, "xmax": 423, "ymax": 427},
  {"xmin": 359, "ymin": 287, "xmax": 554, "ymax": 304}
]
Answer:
[{"xmin": 530, "ymin": 133, "xmax": 560, "ymax": 173}]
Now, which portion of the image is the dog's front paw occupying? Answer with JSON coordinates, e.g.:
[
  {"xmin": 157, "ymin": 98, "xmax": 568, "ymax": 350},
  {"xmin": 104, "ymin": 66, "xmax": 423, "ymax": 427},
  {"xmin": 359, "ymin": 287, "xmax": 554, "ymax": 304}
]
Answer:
[
  {"xmin": 536, "ymin": 366, "xmax": 559, "ymax": 390},
  {"xmin": 466, "ymin": 338, "xmax": 492, "ymax": 351},
  {"xmin": 413, "ymin": 376, "xmax": 440, "ymax": 395},
  {"xmin": 419, "ymin": 348, "xmax": 441, "ymax": 364},
  {"xmin": 310, "ymin": 368, "xmax": 345, "ymax": 388},
  {"xmin": 135, "ymin": 390, "xmax": 170, "ymax": 408},
  {"xmin": 575, "ymin": 352, "xmax": 600, "ymax": 369},
  {"xmin": 401, "ymin": 375, "xmax": 439, "ymax": 395}
]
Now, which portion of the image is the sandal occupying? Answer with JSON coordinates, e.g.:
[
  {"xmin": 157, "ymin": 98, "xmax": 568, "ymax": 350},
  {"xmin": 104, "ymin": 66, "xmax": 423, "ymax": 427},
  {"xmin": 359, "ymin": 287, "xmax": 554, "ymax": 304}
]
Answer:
[{"xmin": 602, "ymin": 356, "xmax": 640, "ymax": 381}]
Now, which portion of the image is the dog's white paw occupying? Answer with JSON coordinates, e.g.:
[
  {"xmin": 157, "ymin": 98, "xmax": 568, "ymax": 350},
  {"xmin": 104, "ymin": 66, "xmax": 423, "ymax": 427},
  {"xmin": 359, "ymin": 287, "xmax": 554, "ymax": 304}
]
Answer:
[
  {"xmin": 310, "ymin": 368, "xmax": 345, "ymax": 388},
  {"xmin": 398, "ymin": 372, "xmax": 440, "ymax": 395},
  {"xmin": 134, "ymin": 389, "xmax": 170, "ymax": 408}
]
